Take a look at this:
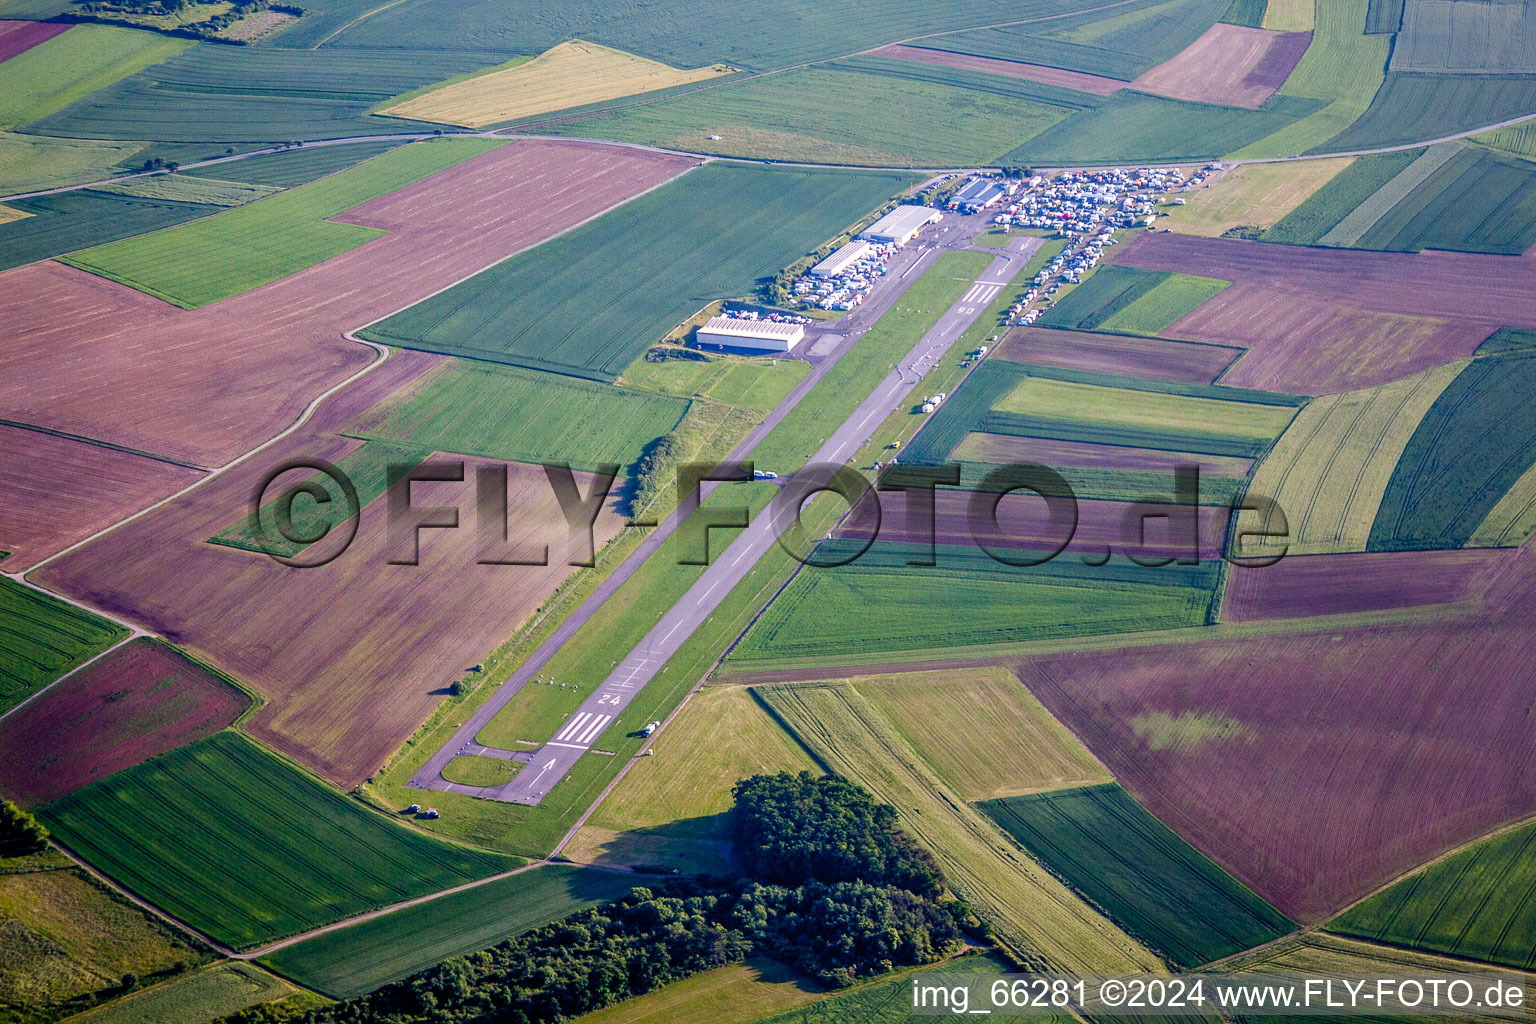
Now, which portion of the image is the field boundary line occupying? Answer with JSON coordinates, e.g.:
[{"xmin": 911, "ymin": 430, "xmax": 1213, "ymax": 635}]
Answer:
[
  {"xmin": 0, "ymin": 630, "xmax": 141, "ymax": 726},
  {"xmin": 0, "ymin": 418, "xmax": 207, "ymax": 471},
  {"xmin": 1319, "ymin": 809, "xmax": 1536, "ymax": 928},
  {"xmin": 309, "ymin": 0, "xmax": 410, "ymax": 48}
]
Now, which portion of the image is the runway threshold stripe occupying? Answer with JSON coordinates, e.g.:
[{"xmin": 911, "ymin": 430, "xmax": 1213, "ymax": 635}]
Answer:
[
  {"xmin": 576, "ymin": 714, "xmax": 613, "ymax": 745},
  {"xmin": 555, "ymin": 712, "xmax": 592, "ymax": 742}
]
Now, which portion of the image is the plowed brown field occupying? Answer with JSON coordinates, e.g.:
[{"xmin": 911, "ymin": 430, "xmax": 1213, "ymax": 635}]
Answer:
[
  {"xmin": 1222, "ymin": 548, "xmax": 1514, "ymax": 621},
  {"xmin": 0, "ymin": 638, "xmax": 248, "ymax": 805},
  {"xmin": 1016, "ymin": 548, "xmax": 1536, "ymax": 922},
  {"xmin": 37, "ymin": 356, "xmax": 627, "ymax": 785},
  {"xmin": 0, "ymin": 141, "xmax": 697, "ymax": 467},
  {"xmin": 0, "ymin": 426, "xmax": 203, "ymax": 570},
  {"xmin": 997, "ymin": 326, "xmax": 1241, "ymax": 383},
  {"xmin": 1131, "ymin": 25, "xmax": 1311, "ymax": 109},
  {"xmin": 1109, "ymin": 234, "xmax": 1507, "ymax": 393}
]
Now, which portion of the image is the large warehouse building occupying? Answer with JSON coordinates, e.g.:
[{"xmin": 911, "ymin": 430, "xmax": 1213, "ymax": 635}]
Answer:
[
  {"xmin": 860, "ymin": 205, "xmax": 943, "ymax": 245},
  {"xmin": 811, "ymin": 239, "xmax": 874, "ymax": 277},
  {"xmin": 695, "ymin": 316, "xmax": 805, "ymax": 353}
]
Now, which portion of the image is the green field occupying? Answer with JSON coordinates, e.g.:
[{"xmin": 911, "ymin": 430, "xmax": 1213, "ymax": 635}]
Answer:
[
  {"xmin": 362, "ymin": 163, "xmax": 917, "ymax": 381},
  {"xmin": 1352, "ymin": 146, "xmax": 1536, "ymax": 255},
  {"xmin": 979, "ymin": 784, "xmax": 1293, "ymax": 968},
  {"xmin": 0, "ymin": 577, "xmax": 127, "ymax": 716},
  {"xmin": 1265, "ymin": 147, "xmax": 1426, "ymax": 245},
  {"xmin": 848, "ymin": 667, "xmax": 1110, "ymax": 801},
  {"xmin": 1370, "ymin": 354, "xmax": 1536, "ymax": 551},
  {"xmin": 1006, "ymin": 92, "xmax": 1322, "ymax": 166},
  {"xmin": 40, "ymin": 731, "xmax": 516, "ymax": 949},
  {"xmin": 1230, "ymin": 0, "xmax": 1392, "ymax": 159},
  {"xmin": 1095, "ymin": 274, "xmax": 1230, "ymax": 336},
  {"xmin": 545, "ymin": 63, "xmax": 1073, "ymax": 166},
  {"xmin": 1322, "ymin": 74, "xmax": 1536, "ymax": 153},
  {"xmin": 756, "ymin": 681, "xmax": 1162, "ymax": 972},
  {"xmin": 184, "ymin": 139, "xmax": 406, "ymax": 187},
  {"xmin": 62, "ymin": 963, "xmax": 300, "ymax": 1024},
  {"xmin": 1364, "ymin": 0, "xmax": 1402, "ymax": 33},
  {"xmin": 587, "ymin": 684, "xmax": 818, "ymax": 835},
  {"xmin": 618, "ymin": 349, "xmax": 809, "ymax": 414},
  {"xmin": 1331, "ymin": 820, "xmax": 1536, "ymax": 969},
  {"xmin": 576, "ymin": 958, "xmax": 827, "ymax": 1024},
  {"xmin": 291, "ymin": 0, "xmax": 1117, "ymax": 73},
  {"xmin": 261, "ymin": 865, "xmax": 637, "ymax": 997},
  {"xmin": 0, "ymin": 187, "xmax": 223, "ymax": 274},
  {"xmin": 902, "ymin": 358, "xmax": 1283, "ymax": 467},
  {"xmin": 923, "ymin": 0, "xmax": 1228, "ymax": 80},
  {"xmin": 347, "ymin": 359, "xmax": 692, "ymax": 473},
  {"xmin": 1473, "ymin": 122, "xmax": 1536, "ymax": 162},
  {"xmin": 210, "ymin": 439, "xmax": 429, "ymax": 558},
  {"xmin": 731, "ymin": 542, "xmax": 1216, "ymax": 665},
  {"xmin": 1221, "ymin": 0, "xmax": 1267, "ymax": 28},
  {"xmin": 0, "ymin": 131, "xmax": 147, "ymax": 195},
  {"xmin": 0, "ymin": 858, "xmax": 213, "ymax": 1023},
  {"xmin": 59, "ymin": 139, "xmax": 503, "ymax": 308},
  {"xmin": 89, "ymin": 172, "xmax": 282, "ymax": 207},
  {"xmin": 995, "ymin": 374, "xmax": 1296, "ymax": 441},
  {"xmin": 1391, "ymin": 0, "xmax": 1536, "ymax": 74},
  {"xmin": 1038, "ymin": 265, "xmax": 1227, "ymax": 336},
  {"xmin": 25, "ymin": 44, "xmax": 504, "ymax": 142},
  {"xmin": 0, "ymin": 25, "xmax": 187, "ymax": 131},
  {"xmin": 1038, "ymin": 265, "xmax": 1169, "ymax": 331},
  {"xmin": 442, "ymin": 755, "xmax": 522, "ymax": 788}
]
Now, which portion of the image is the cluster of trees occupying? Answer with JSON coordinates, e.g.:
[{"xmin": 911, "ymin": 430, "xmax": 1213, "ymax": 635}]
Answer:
[
  {"xmin": 222, "ymin": 773, "xmax": 963, "ymax": 1023},
  {"xmin": 0, "ymin": 799, "xmax": 48, "ymax": 857},
  {"xmin": 626, "ymin": 431, "xmax": 681, "ymax": 517},
  {"xmin": 734, "ymin": 771, "xmax": 945, "ymax": 898}
]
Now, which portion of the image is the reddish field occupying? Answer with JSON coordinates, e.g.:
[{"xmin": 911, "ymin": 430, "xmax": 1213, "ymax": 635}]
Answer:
[
  {"xmin": 839, "ymin": 488, "xmax": 1230, "ymax": 562},
  {"xmin": 954, "ymin": 432, "xmax": 1253, "ymax": 480},
  {"xmin": 37, "ymin": 350, "xmax": 627, "ymax": 786},
  {"xmin": 1017, "ymin": 550, "xmax": 1536, "ymax": 921},
  {"xmin": 0, "ymin": 638, "xmax": 248, "ymax": 805},
  {"xmin": 1131, "ymin": 25, "xmax": 1310, "ymax": 108},
  {"xmin": 0, "ymin": 19, "xmax": 68, "ymax": 61},
  {"xmin": 1111, "ymin": 233, "xmax": 1536, "ymax": 327},
  {"xmin": 1107, "ymin": 235, "xmax": 1508, "ymax": 393},
  {"xmin": 0, "ymin": 426, "xmax": 204, "ymax": 571},
  {"xmin": 1164, "ymin": 284, "xmax": 1490, "ymax": 393},
  {"xmin": 1222, "ymin": 548, "xmax": 1514, "ymax": 621},
  {"xmin": 0, "ymin": 142, "xmax": 697, "ymax": 467},
  {"xmin": 996, "ymin": 326, "xmax": 1241, "ymax": 383},
  {"xmin": 871, "ymin": 43, "xmax": 1126, "ymax": 95}
]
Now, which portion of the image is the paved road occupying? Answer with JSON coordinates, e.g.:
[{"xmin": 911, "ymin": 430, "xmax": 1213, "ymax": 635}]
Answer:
[
  {"xmin": 421, "ymin": 234, "xmax": 1039, "ymax": 805},
  {"xmin": 408, "ymin": 212, "xmax": 993, "ymax": 798}
]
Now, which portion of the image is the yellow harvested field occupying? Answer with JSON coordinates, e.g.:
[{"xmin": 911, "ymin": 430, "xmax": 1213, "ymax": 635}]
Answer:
[
  {"xmin": 588, "ymin": 684, "xmax": 817, "ymax": 833},
  {"xmin": 848, "ymin": 667, "xmax": 1110, "ymax": 800},
  {"xmin": 1234, "ymin": 362, "xmax": 1467, "ymax": 557},
  {"xmin": 996, "ymin": 376, "xmax": 1296, "ymax": 440},
  {"xmin": 0, "ymin": 201, "xmax": 30, "ymax": 225},
  {"xmin": 383, "ymin": 40, "xmax": 734, "ymax": 128},
  {"xmin": 1262, "ymin": 0, "xmax": 1315, "ymax": 31},
  {"xmin": 1224, "ymin": 932, "xmax": 1535, "ymax": 1015},
  {"xmin": 1167, "ymin": 159, "xmax": 1353, "ymax": 237},
  {"xmin": 1472, "ymin": 457, "xmax": 1536, "ymax": 547},
  {"xmin": 576, "ymin": 960, "xmax": 824, "ymax": 1024},
  {"xmin": 758, "ymin": 681, "xmax": 1163, "ymax": 973}
]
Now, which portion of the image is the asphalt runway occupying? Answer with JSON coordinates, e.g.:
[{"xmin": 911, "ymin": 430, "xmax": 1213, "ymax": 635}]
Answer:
[{"xmin": 412, "ymin": 220, "xmax": 1036, "ymax": 805}]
